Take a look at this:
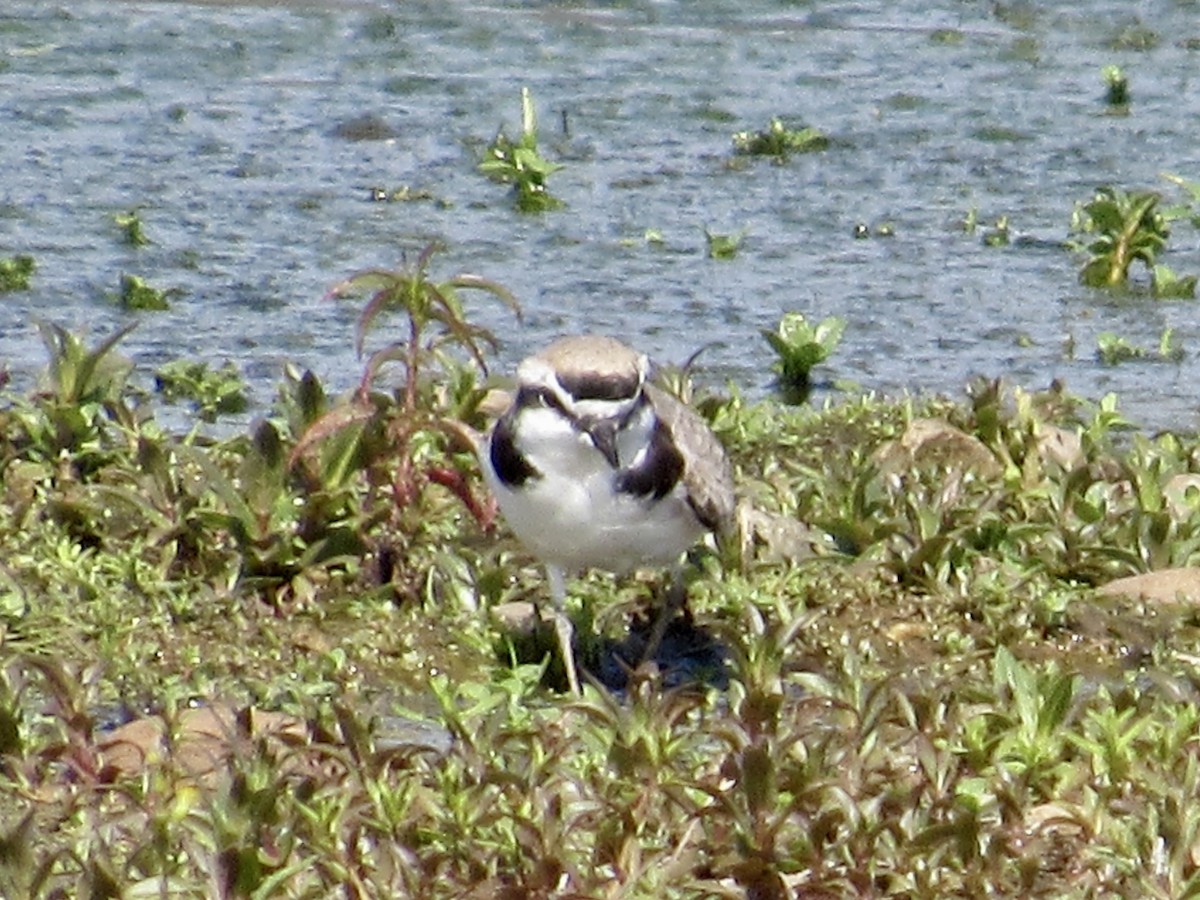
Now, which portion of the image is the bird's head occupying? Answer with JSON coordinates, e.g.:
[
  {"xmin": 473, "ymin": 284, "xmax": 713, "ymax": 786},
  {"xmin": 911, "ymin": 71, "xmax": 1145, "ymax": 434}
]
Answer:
[{"xmin": 513, "ymin": 335, "xmax": 650, "ymax": 467}]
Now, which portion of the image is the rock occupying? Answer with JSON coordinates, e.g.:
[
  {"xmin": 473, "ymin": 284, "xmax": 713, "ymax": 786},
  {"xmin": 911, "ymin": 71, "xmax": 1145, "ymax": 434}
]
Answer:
[
  {"xmin": 1164, "ymin": 474, "xmax": 1200, "ymax": 522},
  {"xmin": 330, "ymin": 113, "xmax": 399, "ymax": 142},
  {"xmin": 736, "ymin": 502, "xmax": 831, "ymax": 565},
  {"xmin": 1036, "ymin": 424, "xmax": 1084, "ymax": 471},
  {"xmin": 1097, "ymin": 568, "xmax": 1200, "ymax": 605},
  {"xmin": 490, "ymin": 600, "xmax": 557, "ymax": 636},
  {"xmin": 873, "ymin": 418, "xmax": 1002, "ymax": 480},
  {"xmin": 98, "ymin": 704, "xmax": 306, "ymax": 779}
]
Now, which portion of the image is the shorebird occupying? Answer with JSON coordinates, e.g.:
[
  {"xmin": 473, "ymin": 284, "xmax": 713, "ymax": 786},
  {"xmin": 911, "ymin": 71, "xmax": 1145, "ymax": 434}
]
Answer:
[{"xmin": 482, "ymin": 335, "xmax": 735, "ymax": 693}]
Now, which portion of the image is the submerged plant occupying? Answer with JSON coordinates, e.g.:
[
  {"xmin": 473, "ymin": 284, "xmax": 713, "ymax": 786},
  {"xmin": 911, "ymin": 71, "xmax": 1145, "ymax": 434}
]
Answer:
[
  {"xmin": 732, "ymin": 116, "xmax": 828, "ymax": 160},
  {"xmin": 479, "ymin": 87, "xmax": 564, "ymax": 213},
  {"xmin": 762, "ymin": 312, "xmax": 845, "ymax": 401},
  {"xmin": 0, "ymin": 254, "xmax": 35, "ymax": 292}
]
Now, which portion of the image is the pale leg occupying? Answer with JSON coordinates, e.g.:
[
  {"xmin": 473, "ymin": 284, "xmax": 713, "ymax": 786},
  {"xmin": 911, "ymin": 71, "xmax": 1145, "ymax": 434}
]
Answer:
[{"xmin": 547, "ymin": 564, "xmax": 581, "ymax": 695}]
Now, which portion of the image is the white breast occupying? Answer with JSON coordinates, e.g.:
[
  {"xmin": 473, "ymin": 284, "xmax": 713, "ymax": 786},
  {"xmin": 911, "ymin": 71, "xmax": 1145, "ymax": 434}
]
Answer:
[{"xmin": 483, "ymin": 405, "xmax": 705, "ymax": 574}]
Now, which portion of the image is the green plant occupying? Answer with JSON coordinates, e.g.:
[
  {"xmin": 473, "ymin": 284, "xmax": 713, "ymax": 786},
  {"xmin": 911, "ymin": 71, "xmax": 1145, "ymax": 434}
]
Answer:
[
  {"xmin": 704, "ymin": 228, "xmax": 745, "ymax": 259},
  {"xmin": 297, "ymin": 242, "xmax": 520, "ymax": 564},
  {"xmin": 114, "ymin": 210, "xmax": 151, "ymax": 246},
  {"xmin": 762, "ymin": 312, "xmax": 845, "ymax": 400},
  {"xmin": 0, "ymin": 254, "xmax": 35, "ymax": 291},
  {"xmin": 155, "ymin": 359, "xmax": 249, "ymax": 423},
  {"xmin": 981, "ymin": 215, "xmax": 1010, "ymax": 247},
  {"xmin": 1074, "ymin": 187, "xmax": 1170, "ymax": 288},
  {"xmin": 1102, "ymin": 64, "xmax": 1129, "ymax": 107},
  {"xmin": 478, "ymin": 87, "xmax": 564, "ymax": 212},
  {"xmin": 118, "ymin": 273, "xmax": 172, "ymax": 310},
  {"xmin": 732, "ymin": 117, "xmax": 829, "ymax": 159},
  {"xmin": 1152, "ymin": 264, "xmax": 1197, "ymax": 299},
  {"xmin": 1096, "ymin": 328, "xmax": 1183, "ymax": 365}
]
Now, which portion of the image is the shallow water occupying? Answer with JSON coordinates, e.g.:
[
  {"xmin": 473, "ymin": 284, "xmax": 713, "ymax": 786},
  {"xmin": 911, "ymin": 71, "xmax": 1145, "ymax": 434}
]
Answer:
[{"xmin": 3, "ymin": 0, "xmax": 1200, "ymax": 431}]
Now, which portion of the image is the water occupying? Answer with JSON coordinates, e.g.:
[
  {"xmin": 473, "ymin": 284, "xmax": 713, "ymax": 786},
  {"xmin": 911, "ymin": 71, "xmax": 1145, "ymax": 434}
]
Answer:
[{"xmin": 3, "ymin": 0, "xmax": 1200, "ymax": 431}]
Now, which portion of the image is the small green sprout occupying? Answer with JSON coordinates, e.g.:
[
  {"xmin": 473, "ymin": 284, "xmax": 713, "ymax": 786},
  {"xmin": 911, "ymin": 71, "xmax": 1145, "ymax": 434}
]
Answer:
[
  {"xmin": 118, "ymin": 273, "xmax": 172, "ymax": 310},
  {"xmin": 1096, "ymin": 327, "xmax": 1183, "ymax": 365},
  {"xmin": 1102, "ymin": 65, "xmax": 1129, "ymax": 107},
  {"xmin": 762, "ymin": 312, "xmax": 845, "ymax": 399},
  {"xmin": 982, "ymin": 215, "xmax": 1010, "ymax": 247},
  {"xmin": 1152, "ymin": 264, "xmax": 1197, "ymax": 299},
  {"xmin": 479, "ymin": 87, "xmax": 564, "ymax": 213},
  {"xmin": 732, "ymin": 117, "xmax": 829, "ymax": 159},
  {"xmin": 114, "ymin": 210, "xmax": 151, "ymax": 246},
  {"xmin": 704, "ymin": 228, "xmax": 745, "ymax": 259},
  {"xmin": 0, "ymin": 254, "xmax": 35, "ymax": 292}
]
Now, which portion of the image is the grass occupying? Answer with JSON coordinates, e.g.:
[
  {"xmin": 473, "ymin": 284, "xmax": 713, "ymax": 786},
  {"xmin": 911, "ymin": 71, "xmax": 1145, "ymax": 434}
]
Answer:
[{"xmin": 6, "ymin": 308, "xmax": 1200, "ymax": 895}]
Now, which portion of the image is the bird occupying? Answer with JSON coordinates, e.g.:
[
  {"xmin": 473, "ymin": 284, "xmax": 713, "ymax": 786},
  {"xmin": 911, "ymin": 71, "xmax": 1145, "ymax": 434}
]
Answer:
[{"xmin": 481, "ymin": 334, "xmax": 735, "ymax": 693}]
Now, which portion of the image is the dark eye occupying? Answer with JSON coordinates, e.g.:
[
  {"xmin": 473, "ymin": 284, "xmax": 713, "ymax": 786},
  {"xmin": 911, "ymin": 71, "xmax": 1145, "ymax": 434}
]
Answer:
[{"xmin": 517, "ymin": 386, "xmax": 567, "ymax": 414}]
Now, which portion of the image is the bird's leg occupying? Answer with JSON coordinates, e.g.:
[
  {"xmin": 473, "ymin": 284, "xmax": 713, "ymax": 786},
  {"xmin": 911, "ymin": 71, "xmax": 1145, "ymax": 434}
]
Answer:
[
  {"xmin": 547, "ymin": 564, "xmax": 581, "ymax": 695},
  {"xmin": 640, "ymin": 563, "xmax": 687, "ymax": 667}
]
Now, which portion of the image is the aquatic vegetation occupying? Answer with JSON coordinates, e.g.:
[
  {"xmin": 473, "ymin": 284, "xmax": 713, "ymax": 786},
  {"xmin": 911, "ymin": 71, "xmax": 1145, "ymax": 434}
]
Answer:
[
  {"xmin": 961, "ymin": 208, "xmax": 1011, "ymax": 246},
  {"xmin": 118, "ymin": 273, "xmax": 172, "ymax": 310},
  {"xmin": 0, "ymin": 254, "xmax": 34, "ymax": 292},
  {"xmin": 732, "ymin": 116, "xmax": 829, "ymax": 160},
  {"xmin": 478, "ymin": 87, "xmax": 564, "ymax": 213},
  {"xmin": 114, "ymin": 209, "xmax": 150, "ymax": 246},
  {"xmin": 1097, "ymin": 327, "xmax": 1184, "ymax": 365},
  {"xmin": 762, "ymin": 312, "xmax": 845, "ymax": 400},
  {"xmin": 1073, "ymin": 187, "xmax": 1171, "ymax": 289},
  {"xmin": 929, "ymin": 27, "xmax": 966, "ymax": 45},
  {"xmin": 1152, "ymin": 263, "xmax": 1197, "ymax": 299},
  {"xmin": 703, "ymin": 227, "xmax": 745, "ymax": 259},
  {"xmin": 1102, "ymin": 64, "xmax": 1129, "ymax": 107},
  {"xmin": 1070, "ymin": 178, "xmax": 1198, "ymax": 297},
  {"xmin": 982, "ymin": 215, "xmax": 1011, "ymax": 246},
  {"xmin": 154, "ymin": 359, "xmax": 248, "ymax": 422}
]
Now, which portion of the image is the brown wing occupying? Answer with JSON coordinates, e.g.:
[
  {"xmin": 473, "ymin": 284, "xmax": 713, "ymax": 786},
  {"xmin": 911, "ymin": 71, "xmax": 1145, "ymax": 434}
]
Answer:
[{"xmin": 644, "ymin": 384, "xmax": 736, "ymax": 535}]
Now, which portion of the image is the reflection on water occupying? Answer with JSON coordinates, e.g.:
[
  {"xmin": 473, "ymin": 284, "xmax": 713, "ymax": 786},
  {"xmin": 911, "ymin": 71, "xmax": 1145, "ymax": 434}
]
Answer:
[{"xmin": 2, "ymin": 0, "xmax": 1200, "ymax": 430}]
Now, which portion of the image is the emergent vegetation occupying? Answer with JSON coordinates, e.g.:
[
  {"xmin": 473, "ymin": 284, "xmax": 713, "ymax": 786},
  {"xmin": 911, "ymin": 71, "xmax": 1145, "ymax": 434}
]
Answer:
[
  {"xmin": 9, "ymin": 251, "xmax": 1200, "ymax": 893},
  {"xmin": 732, "ymin": 116, "xmax": 829, "ymax": 160},
  {"xmin": 0, "ymin": 254, "xmax": 35, "ymax": 292},
  {"xmin": 1102, "ymin": 64, "xmax": 1129, "ymax": 107},
  {"xmin": 1071, "ymin": 185, "xmax": 1197, "ymax": 296},
  {"xmin": 762, "ymin": 311, "xmax": 845, "ymax": 401},
  {"xmin": 479, "ymin": 87, "xmax": 565, "ymax": 213},
  {"xmin": 118, "ymin": 273, "xmax": 173, "ymax": 311},
  {"xmin": 1096, "ymin": 327, "xmax": 1184, "ymax": 365}
]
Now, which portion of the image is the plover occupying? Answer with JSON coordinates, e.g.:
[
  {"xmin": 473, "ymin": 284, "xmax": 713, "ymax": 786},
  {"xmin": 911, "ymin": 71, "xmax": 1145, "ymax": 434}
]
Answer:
[{"xmin": 482, "ymin": 335, "xmax": 735, "ymax": 693}]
